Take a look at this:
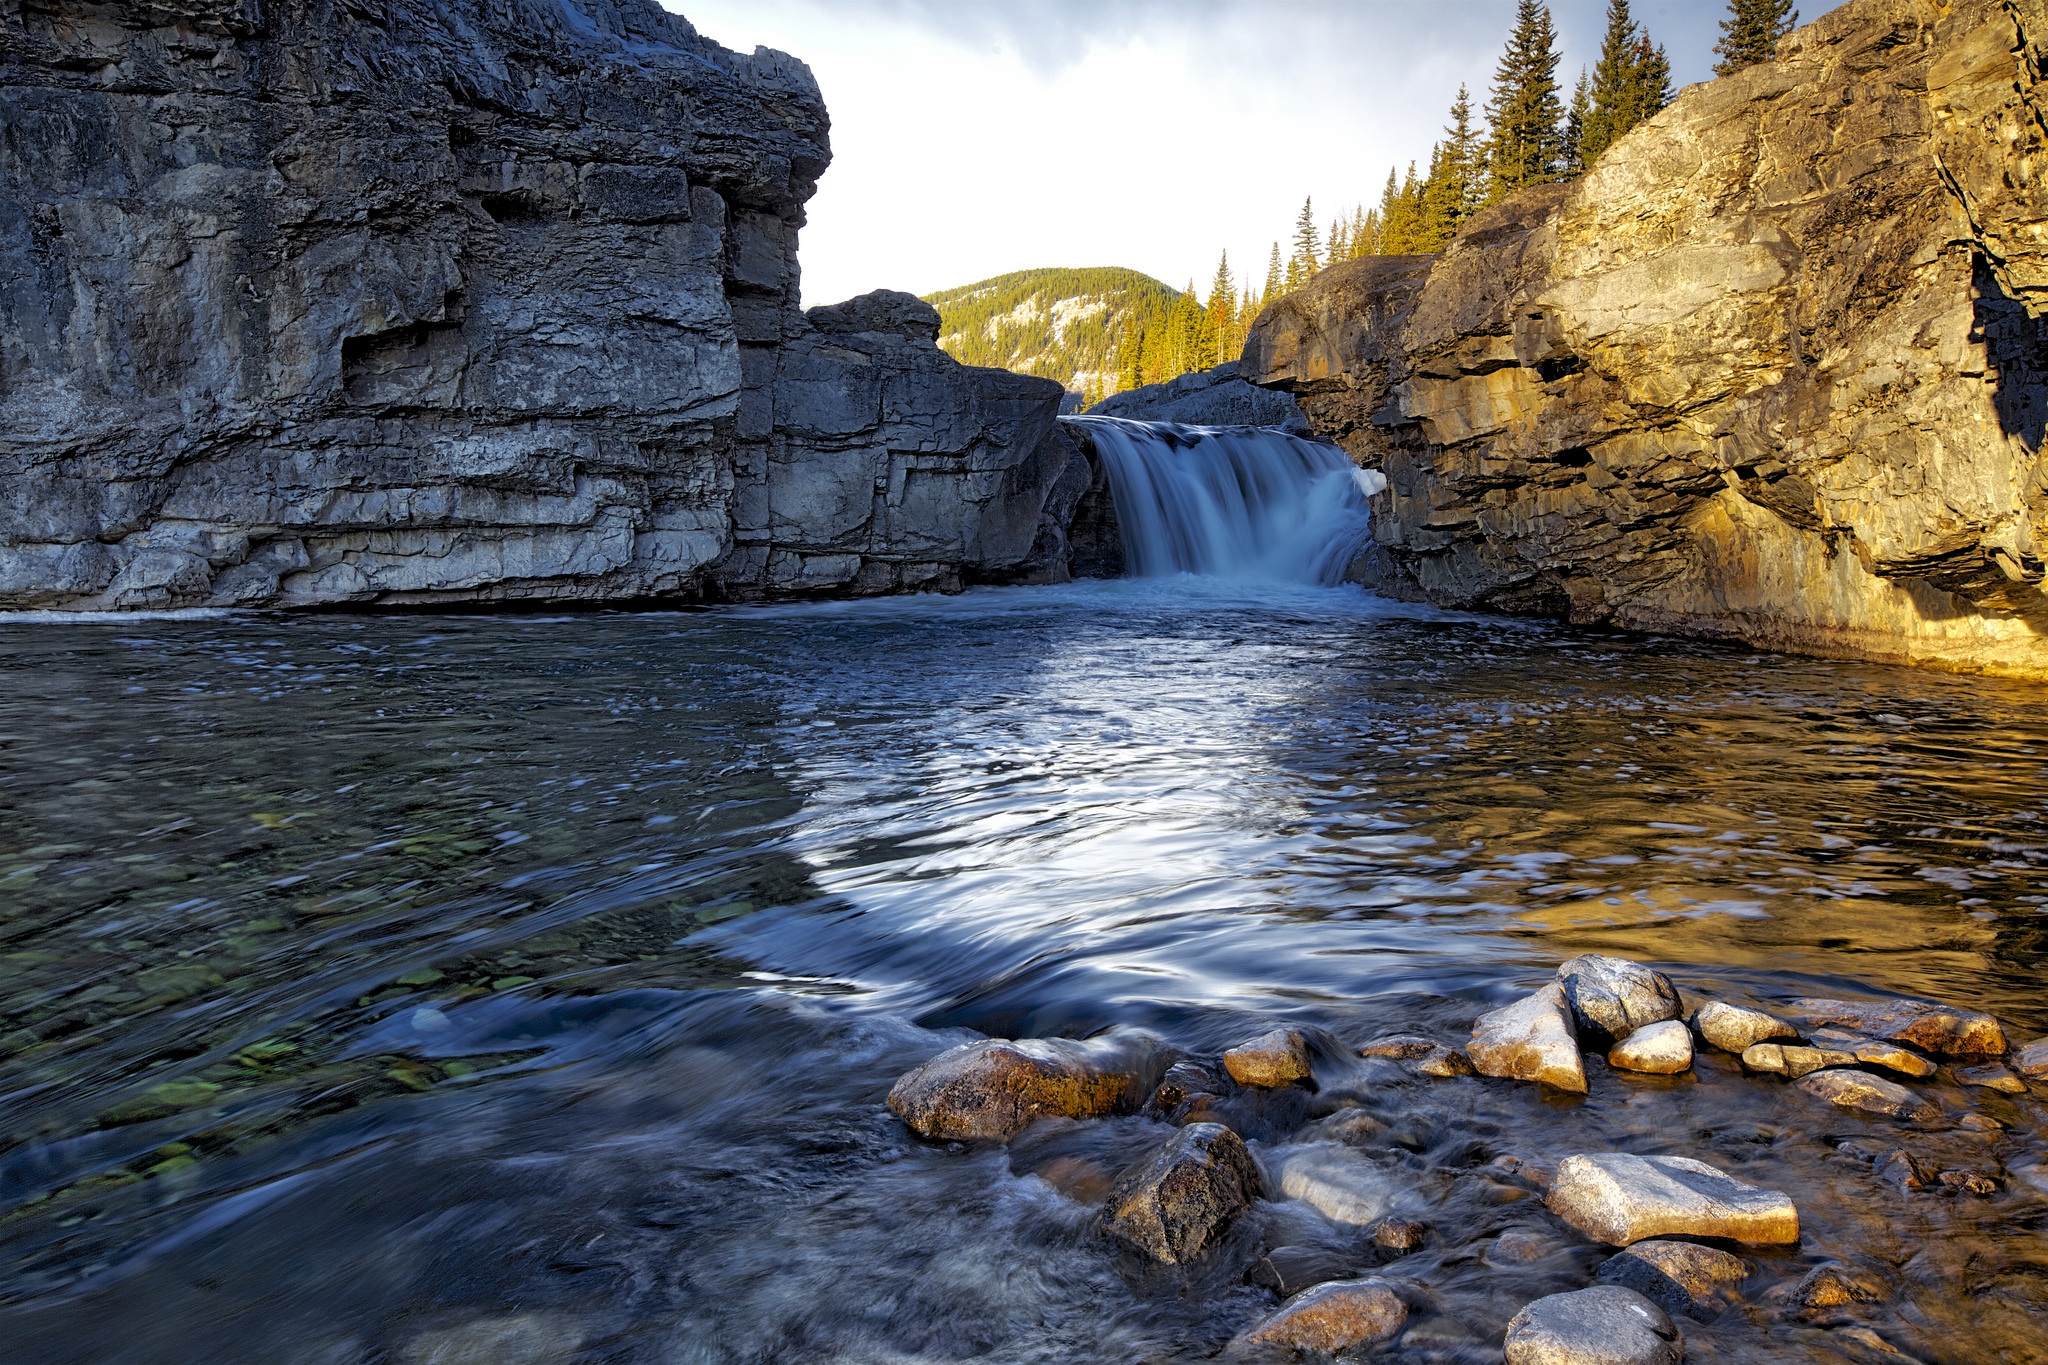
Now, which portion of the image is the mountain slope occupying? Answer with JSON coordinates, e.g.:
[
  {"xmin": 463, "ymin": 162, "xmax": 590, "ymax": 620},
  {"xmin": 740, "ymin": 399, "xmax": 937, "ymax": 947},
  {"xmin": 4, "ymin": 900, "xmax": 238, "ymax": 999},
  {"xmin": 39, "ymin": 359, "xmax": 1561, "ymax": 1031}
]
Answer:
[{"xmin": 924, "ymin": 268, "xmax": 1180, "ymax": 405}]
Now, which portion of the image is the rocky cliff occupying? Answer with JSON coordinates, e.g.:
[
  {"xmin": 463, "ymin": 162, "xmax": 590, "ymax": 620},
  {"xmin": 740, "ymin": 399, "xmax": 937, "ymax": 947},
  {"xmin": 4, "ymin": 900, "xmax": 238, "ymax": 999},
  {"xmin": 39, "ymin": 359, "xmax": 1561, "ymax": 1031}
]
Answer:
[
  {"xmin": 1244, "ymin": 0, "xmax": 2048, "ymax": 679},
  {"xmin": 0, "ymin": 0, "xmax": 1083, "ymax": 609}
]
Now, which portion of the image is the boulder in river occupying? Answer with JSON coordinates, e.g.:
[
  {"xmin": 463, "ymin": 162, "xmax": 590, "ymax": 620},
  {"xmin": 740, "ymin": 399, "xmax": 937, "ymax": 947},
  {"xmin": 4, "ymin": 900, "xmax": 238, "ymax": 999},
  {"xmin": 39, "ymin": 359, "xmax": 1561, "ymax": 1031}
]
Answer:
[
  {"xmin": 1223, "ymin": 1028, "xmax": 1312, "ymax": 1088},
  {"xmin": 1546, "ymin": 1152, "xmax": 1799, "ymax": 1246},
  {"xmin": 1739, "ymin": 1042, "xmax": 1855, "ymax": 1078},
  {"xmin": 1099, "ymin": 1122, "xmax": 1260, "ymax": 1264},
  {"xmin": 1795, "ymin": 1069, "xmax": 1939, "ymax": 1122},
  {"xmin": 1952, "ymin": 1062, "xmax": 2028, "ymax": 1094},
  {"xmin": 2012, "ymin": 1038, "xmax": 2048, "ymax": 1079},
  {"xmin": 1241, "ymin": 1277, "xmax": 1408, "ymax": 1354},
  {"xmin": 1693, "ymin": 1001, "xmax": 1797, "ymax": 1053},
  {"xmin": 887, "ymin": 1036, "xmax": 1147, "ymax": 1140},
  {"xmin": 1556, "ymin": 955, "xmax": 1682, "ymax": 1043},
  {"xmin": 1608, "ymin": 1020, "xmax": 1693, "ymax": 1075},
  {"xmin": 1806, "ymin": 1028, "xmax": 1937, "ymax": 1079},
  {"xmin": 1468, "ymin": 984, "xmax": 1588, "ymax": 1093},
  {"xmin": 1503, "ymin": 1286, "xmax": 1683, "ymax": 1365},
  {"xmin": 1784, "ymin": 998, "xmax": 2006, "ymax": 1059},
  {"xmin": 1794, "ymin": 1261, "xmax": 1885, "ymax": 1310},
  {"xmin": 1597, "ymin": 1240, "xmax": 1748, "ymax": 1320}
]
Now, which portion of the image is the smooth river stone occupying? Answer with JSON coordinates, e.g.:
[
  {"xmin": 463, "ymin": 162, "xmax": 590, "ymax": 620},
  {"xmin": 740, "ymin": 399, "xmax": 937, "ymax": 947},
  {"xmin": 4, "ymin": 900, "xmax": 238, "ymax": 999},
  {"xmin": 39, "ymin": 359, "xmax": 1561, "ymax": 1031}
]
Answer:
[
  {"xmin": 887, "ymin": 1036, "xmax": 1146, "ymax": 1140},
  {"xmin": 1785, "ymin": 997, "xmax": 2006, "ymax": 1058},
  {"xmin": 1795, "ymin": 1069, "xmax": 1938, "ymax": 1122},
  {"xmin": 1597, "ymin": 1240, "xmax": 1748, "ymax": 1319},
  {"xmin": 1504, "ymin": 1286, "xmax": 1683, "ymax": 1365},
  {"xmin": 1807, "ymin": 1027, "xmax": 1936, "ymax": 1078},
  {"xmin": 1469, "ymin": 984, "xmax": 1588, "ymax": 1093},
  {"xmin": 1242, "ymin": 1278, "xmax": 1408, "ymax": 1353},
  {"xmin": 1740, "ymin": 1042, "xmax": 1854, "ymax": 1078},
  {"xmin": 1952, "ymin": 1063, "xmax": 2027, "ymax": 1094},
  {"xmin": 1223, "ymin": 1027, "xmax": 1311, "ymax": 1088},
  {"xmin": 1269, "ymin": 1144, "xmax": 1396, "ymax": 1225},
  {"xmin": 1556, "ymin": 954, "xmax": 1682, "ymax": 1041},
  {"xmin": 2012, "ymin": 1037, "xmax": 2048, "ymax": 1079},
  {"xmin": 1546, "ymin": 1153, "xmax": 1799, "ymax": 1246},
  {"xmin": 1099, "ymin": 1122, "xmax": 1260, "ymax": 1264},
  {"xmin": 1693, "ymin": 999, "xmax": 1797, "ymax": 1053},
  {"xmin": 1608, "ymin": 1019, "xmax": 1693, "ymax": 1074}
]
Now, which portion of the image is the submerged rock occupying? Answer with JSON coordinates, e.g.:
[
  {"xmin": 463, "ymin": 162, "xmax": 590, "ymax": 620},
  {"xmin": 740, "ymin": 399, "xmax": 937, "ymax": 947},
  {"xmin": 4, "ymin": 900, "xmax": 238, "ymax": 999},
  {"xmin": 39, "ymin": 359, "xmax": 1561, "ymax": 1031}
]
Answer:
[
  {"xmin": 1241, "ymin": 1277, "xmax": 1408, "ymax": 1354},
  {"xmin": 1268, "ymin": 1144, "xmax": 1396, "ymax": 1225},
  {"xmin": 1224, "ymin": 1029, "xmax": 1312, "ymax": 1089},
  {"xmin": 1598, "ymin": 1240, "xmax": 1748, "ymax": 1320},
  {"xmin": 1146, "ymin": 1060, "xmax": 1227, "ymax": 1117},
  {"xmin": 1469, "ymin": 984, "xmax": 1588, "ymax": 1093},
  {"xmin": 1874, "ymin": 1148, "xmax": 1934, "ymax": 1191},
  {"xmin": 1796, "ymin": 1070, "xmax": 1939, "ymax": 1123},
  {"xmin": 1609, "ymin": 1020, "xmax": 1693, "ymax": 1075},
  {"xmin": 2012, "ymin": 1038, "xmax": 2048, "ymax": 1079},
  {"xmin": 1546, "ymin": 1153, "xmax": 1799, "ymax": 1246},
  {"xmin": 1358, "ymin": 1034, "xmax": 1442, "ymax": 1060},
  {"xmin": 1794, "ymin": 1262, "xmax": 1886, "ymax": 1310},
  {"xmin": 1740, "ymin": 1042, "xmax": 1855, "ymax": 1079},
  {"xmin": 1372, "ymin": 1217, "xmax": 1429, "ymax": 1253},
  {"xmin": 1099, "ymin": 1122, "xmax": 1260, "ymax": 1264},
  {"xmin": 887, "ymin": 1036, "xmax": 1146, "ymax": 1140},
  {"xmin": 1246, "ymin": 1244, "xmax": 1356, "ymax": 1298},
  {"xmin": 1952, "ymin": 1063, "xmax": 2027, "ymax": 1094},
  {"xmin": 1556, "ymin": 955, "xmax": 1683, "ymax": 1042},
  {"xmin": 1784, "ymin": 999, "xmax": 2006, "ymax": 1060},
  {"xmin": 1503, "ymin": 1286, "xmax": 1683, "ymax": 1365},
  {"xmin": 1807, "ymin": 1029, "xmax": 1937, "ymax": 1079},
  {"xmin": 1693, "ymin": 1001, "xmax": 1797, "ymax": 1053}
]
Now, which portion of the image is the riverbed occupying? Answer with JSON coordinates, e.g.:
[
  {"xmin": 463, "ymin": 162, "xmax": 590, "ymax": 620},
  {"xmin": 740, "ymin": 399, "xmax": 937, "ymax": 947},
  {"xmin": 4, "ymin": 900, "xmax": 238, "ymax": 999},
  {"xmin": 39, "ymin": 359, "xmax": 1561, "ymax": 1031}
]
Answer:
[{"xmin": 1, "ymin": 579, "xmax": 2044, "ymax": 1362}]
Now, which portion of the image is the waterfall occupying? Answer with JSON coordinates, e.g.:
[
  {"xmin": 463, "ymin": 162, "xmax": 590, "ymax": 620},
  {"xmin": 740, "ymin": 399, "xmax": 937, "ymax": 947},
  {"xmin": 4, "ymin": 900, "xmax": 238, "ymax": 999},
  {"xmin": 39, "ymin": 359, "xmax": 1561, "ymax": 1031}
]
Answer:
[{"xmin": 1066, "ymin": 416, "xmax": 1377, "ymax": 586}]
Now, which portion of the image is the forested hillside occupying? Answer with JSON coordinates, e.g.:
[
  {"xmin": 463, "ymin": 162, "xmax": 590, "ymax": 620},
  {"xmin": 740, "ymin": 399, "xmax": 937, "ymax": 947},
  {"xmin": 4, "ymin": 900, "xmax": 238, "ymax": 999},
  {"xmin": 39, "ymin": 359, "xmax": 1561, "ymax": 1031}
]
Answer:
[{"xmin": 923, "ymin": 268, "xmax": 1181, "ymax": 408}]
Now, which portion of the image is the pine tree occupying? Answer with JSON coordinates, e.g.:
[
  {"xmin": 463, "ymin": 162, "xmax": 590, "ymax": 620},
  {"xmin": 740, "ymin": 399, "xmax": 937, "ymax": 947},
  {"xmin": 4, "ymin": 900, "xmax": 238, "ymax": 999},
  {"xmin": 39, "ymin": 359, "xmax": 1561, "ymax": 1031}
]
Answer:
[
  {"xmin": 1355, "ymin": 207, "xmax": 1380, "ymax": 257},
  {"xmin": 1563, "ymin": 67, "xmax": 1591, "ymax": 175},
  {"xmin": 1206, "ymin": 251, "xmax": 1237, "ymax": 355},
  {"xmin": 1116, "ymin": 316, "xmax": 1144, "ymax": 392},
  {"xmin": 1419, "ymin": 83, "xmax": 1481, "ymax": 249},
  {"xmin": 1263, "ymin": 241, "xmax": 1284, "ymax": 300},
  {"xmin": 1287, "ymin": 197, "xmax": 1322, "ymax": 291},
  {"xmin": 1328, "ymin": 216, "xmax": 1348, "ymax": 263},
  {"xmin": 1629, "ymin": 34, "xmax": 1672, "ymax": 125},
  {"xmin": 1484, "ymin": 0, "xmax": 1566, "ymax": 201},
  {"xmin": 1579, "ymin": 1, "xmax": 1671, "ymax": 168},
  {"xmin": 1714, "ymin": 0, "xmax": 1798, "ymax": 75},
  {"xmin": 1378, "ymin": 163, "xmax": 1428, "ymax": 254}
]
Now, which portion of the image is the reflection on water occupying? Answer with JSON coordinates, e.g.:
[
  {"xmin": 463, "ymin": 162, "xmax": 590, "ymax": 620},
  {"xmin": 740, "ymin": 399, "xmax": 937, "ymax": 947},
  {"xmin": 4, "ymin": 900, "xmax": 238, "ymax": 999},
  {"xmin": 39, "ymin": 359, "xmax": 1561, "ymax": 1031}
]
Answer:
[{"xmin": 0, "ymin": 579, "xmax": 2045, "ymax": 1361}]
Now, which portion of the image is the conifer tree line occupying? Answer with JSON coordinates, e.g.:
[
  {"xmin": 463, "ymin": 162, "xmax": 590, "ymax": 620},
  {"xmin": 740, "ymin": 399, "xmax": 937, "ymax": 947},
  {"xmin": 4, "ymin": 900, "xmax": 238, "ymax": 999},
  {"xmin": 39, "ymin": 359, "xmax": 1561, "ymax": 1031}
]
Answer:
[{"xmin": 1110, "ymin": 0, "xmax": 1798, "ymax": 396}]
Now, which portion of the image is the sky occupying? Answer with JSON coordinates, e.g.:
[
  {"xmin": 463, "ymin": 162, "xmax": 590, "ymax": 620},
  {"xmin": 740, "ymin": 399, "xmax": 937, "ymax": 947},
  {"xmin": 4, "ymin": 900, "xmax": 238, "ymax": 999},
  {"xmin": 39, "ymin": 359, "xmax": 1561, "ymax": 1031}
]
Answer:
[{"xmin": 665, "ymin": 1, "xmax": 1850, "ymax": 308}]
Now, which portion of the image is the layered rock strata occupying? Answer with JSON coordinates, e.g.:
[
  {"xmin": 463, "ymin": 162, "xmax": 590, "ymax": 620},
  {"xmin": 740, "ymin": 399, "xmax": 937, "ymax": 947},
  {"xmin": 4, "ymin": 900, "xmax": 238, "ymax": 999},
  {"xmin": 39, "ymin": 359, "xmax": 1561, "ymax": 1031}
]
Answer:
[
  {"xmin": 1242, "ymin": 0, "xmax": 2048, "ymax": 679},
  {"xmin": 0, "ymin": 1, "xmax": 1085, "ymax": 609}
]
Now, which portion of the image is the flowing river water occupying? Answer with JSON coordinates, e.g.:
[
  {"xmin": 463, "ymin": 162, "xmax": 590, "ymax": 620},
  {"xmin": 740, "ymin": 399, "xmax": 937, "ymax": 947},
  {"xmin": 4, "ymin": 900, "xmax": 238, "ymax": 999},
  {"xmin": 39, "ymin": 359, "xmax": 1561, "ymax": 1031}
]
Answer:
[{"xmin": 1, "ymin": 426, "xmax": 2046, "ymax": 1363}]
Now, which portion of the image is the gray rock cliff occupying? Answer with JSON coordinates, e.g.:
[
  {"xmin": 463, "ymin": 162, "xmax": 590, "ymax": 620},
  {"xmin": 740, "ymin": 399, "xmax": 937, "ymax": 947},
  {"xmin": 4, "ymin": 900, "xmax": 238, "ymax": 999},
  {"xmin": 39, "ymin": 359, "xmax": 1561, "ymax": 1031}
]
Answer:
[
  {"xmin": 0, "ymin": 0, "xmax": 1078, "ymax": 608},
  {"xmin": 1244, "ymin": 0, "xmax": 2048, "ymax": 680}
]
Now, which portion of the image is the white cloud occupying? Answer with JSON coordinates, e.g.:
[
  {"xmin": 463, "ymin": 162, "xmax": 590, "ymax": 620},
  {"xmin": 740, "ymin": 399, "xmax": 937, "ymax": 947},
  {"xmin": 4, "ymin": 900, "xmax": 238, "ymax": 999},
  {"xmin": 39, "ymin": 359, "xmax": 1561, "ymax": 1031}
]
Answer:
[{"xmin": 666, "ymin": 0, "xmax": 1847, "ymax": 308}]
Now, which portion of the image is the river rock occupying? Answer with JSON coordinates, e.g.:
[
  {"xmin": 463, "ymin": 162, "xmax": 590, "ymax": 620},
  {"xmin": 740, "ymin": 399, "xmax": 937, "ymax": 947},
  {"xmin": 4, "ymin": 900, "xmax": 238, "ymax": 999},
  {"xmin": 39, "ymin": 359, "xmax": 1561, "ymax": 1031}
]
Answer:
[
  {"xmin": 1608, "ymin": 1020, "xmax": 1693, "ymax": 1075},
  {"xmin": 1246, "ymin": 1245, "xmax": 1355, "ymax": 1298},
  {"xmin": 1597, "ymin": 1240, "xmax": 1748, "ymax": 1320},
  {"xmin": 1372, "ymin": 1217, "xmax": 1429, "ymax": 1253},
  {"xmin": 1242, "ymin": 1277, "xmax": 1408, "ymax": 1354},
  {"xmin": 1546, "ymin": 1153, "xmax": 1799, "ymax": 1246},
  {"xmin": 1807, "ymin": 1029, "xmax": 1937, "ymax": 1079},
  {"xmin": 1224, "ymin": 1029, "xmax": 1312, "ymax": 1088},
  {"xmin": 1556, "ymin": 955, "xmax": 1683, "ymax": 1042},
  {"xmin": 1874, "ymin": 1149, "xmax": 1934, "ymax": 1191},
  {"xmin": 1469, "ymin": 984, "xmax": 1588, "ymax": 1093},
  {"xmin": 1359, "ymin": 1033, "xmax": 1471, "ymax": 1076},
  {"xmin": 1794, "ymin": 1262, "xmax": 1885, "ymax": 1310},
  {"xmin": 1952, "ymin": 1063, "xmax": 2028, "ymax": 1094},
  {"xmin": 1740, "ymin": 1043, "xmax": 1855, "ymax": 1079},
  {"xmin": 1938, "ymin": 1168, "xmax": 1999, "ymax": 1196},
  {"xmin": 1503, "ymin": 1286, "xmax": 1683, "ymax": 1365},
  {"xmin": 1146, "ymin": 1060, "xmax": 1226, "ymax": 1119},
  {"xmin": 1268, "ymin": 1145, "xmax": 1396, "ymax": 1225},
  {"xmin": 2012, "ymin": 1038, "xmax": 2048, "ymax": 1079},
  {"xmin": 1693, "ymin": 1001, "xmax": 1797, "ymax": 1054},
  {"xmin": 886, "ymin": 1037, "xmax": 1145, "ymax": 1140},
  {"xmin": 1784, "ymin": 999, "xmax": 2006, "ymax": 1060},
  {"xmin": 1796, "ymin": 1070, "xmax": 1938, "ymax": 1122},
  {"xmin": 1099, "ymin": 1122, "xmax": 1260, "ymax": 1264}
]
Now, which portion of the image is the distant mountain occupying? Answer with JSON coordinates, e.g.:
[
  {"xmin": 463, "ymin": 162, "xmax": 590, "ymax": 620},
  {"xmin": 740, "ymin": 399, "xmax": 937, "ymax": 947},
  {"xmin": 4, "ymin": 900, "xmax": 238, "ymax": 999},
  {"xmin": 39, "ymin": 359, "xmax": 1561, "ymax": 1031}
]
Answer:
[{"xmin": 923, "ymin": 268, "xmax": 1181, "ymax": 409}]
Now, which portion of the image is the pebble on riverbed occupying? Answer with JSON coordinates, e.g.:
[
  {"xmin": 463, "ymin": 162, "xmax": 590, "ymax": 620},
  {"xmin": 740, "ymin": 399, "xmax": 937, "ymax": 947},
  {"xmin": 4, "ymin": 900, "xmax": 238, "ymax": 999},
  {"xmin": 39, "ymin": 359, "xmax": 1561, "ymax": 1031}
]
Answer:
[
  {"xmin": 1546, "ymin": 1152, "xmax": 1800, "ymax": 1246},
  {"xmin": 1504, "ymin": 1286, "xmax": 1683, "ymax": 1365},
  {"xmin": 1468, "ymin": 984, "xmax": 1587, "ymax": 1093},
  {"xmin": 1223, "ymin": 1028, "xmax": 1311, "ymax": 1089},
  {"xmin": 1099, "ymin": 1122, "xmax": 1260, "ymax": 1264},
  {"xmin": 1608, "ymin": 1019, "xmax": 1693, "ymax": 1075},
  {"xmin": 1240, "ymin": 1278, "xmax": 1408, "ymax": 1354},
  {"xmin": 886, "ymin": 1036, "xmax": 1146, "ymax": 1140}
]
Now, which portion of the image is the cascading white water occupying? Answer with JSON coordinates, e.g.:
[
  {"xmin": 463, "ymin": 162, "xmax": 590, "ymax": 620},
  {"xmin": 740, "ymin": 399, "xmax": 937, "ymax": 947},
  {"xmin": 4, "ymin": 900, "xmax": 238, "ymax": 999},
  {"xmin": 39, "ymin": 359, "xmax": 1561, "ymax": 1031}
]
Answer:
[{"xmin": 1066, "ymin": 415, "xmax": 1378, "ymax": 586}]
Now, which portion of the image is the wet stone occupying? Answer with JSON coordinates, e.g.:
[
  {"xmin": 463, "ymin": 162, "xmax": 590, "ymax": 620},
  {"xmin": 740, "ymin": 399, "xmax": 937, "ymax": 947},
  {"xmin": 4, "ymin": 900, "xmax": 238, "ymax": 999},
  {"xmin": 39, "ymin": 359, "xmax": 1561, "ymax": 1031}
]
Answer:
[
  {"xmin": 1242, "ymin": 1277, "xmax": 1408, "ymax": 1354},
  {"xmin": 1546, "ymin": 1152, "xmax": 1800, "ymax": 1246},
  {"xmin": 1486, "ymin": 1229, "xmax": 1556, "ymax": 1265},
  {"xmin": 1785, "ymin": 997, "xmax": 2006, "ymax": 1059},
  {"xmin": 1556, "ymin": 954, "xmax": 1682, "ymax": 1042},
  {"xmin": 1224, "ymin": 1028, "xmax": 1312, "ymax": 1089},
  {"xmin": 1504, "ymin": 1286, "xmax": 1683, "ymax": 1365},
  {"xmin": 1608, "ymin": 1019, "xmax": 1693, "ymax": 1075},
  {"xmin": 1371, "ymin": 1217, "xmax": 1428, "ymax": 1253},
  {"xmin": 2012, "ymin": 1037, "xmax": 2048, "ymax": 1079},
  {"xmin": 1412, "ymin": 1044, "xmax": 1476, "ymax": 1078},
  {"xmin": 1874, "ymin": 1148, "xmax": 1933, "ymax": 1191},
  {"xmin": 1268, "ymin": 1144, "xmax": 1395, "ymax": 1225},
  {"xmin": 887, "ymin": 1036, "xmax": 1146, "ymax": 1140},
  {"xmin": 1147, "ymin": 1060, "xmax": 1225, "ymax": 1117},
  {"xmin": 1796, "ymin": 1069, "xmax": 1938, "ymax": 1122},
  {"xmin": 1358, "ymin": 1033, "xmax": 1438, "ymax": 1060},
  {"xmin": 1808, "ymin": 1028, "xmax": 1937, "ymax": 1079},
  {"xmin": 1937, "ymin": 1168, "xmax": 1998, "ymax": 1196},
  {"xmin": 1469, "ymin": 984, "xmax": 1587, "ymax": 1093},
  {"xmin": 1952, "ymin": 1063, "xmax": 2027, "ymax": 1094},
  {"xmin": 1795, "ymin": 1262, "xmax": 1885, "ymax": 1310},
  {"xmin": 1598, "ymin": 1239, "xmax": 1748, "ymax": 1320},
  {"xmin": 1693, "ymin": 1000, "xmax": 1797, "ymax": 1053},
  {"xmin": 1246, "ymin": 1244, "xmax": 1355, "ymax": 1298},
  {"xmin": 1099, "ymin": 1122, "xmax": 1260, "ymax": 1264},
  {"xmin": 1740, "ymin": 1042, "xmax": 1855, "ymax": 1078}
]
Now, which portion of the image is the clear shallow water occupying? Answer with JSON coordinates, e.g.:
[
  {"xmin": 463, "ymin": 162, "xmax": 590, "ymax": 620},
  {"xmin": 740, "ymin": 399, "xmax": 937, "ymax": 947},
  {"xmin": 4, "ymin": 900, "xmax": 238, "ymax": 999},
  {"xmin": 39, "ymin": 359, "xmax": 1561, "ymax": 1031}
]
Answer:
[{"xmin": 0, "ymin": 579, "xmax": 2045, "ymax": 1362}]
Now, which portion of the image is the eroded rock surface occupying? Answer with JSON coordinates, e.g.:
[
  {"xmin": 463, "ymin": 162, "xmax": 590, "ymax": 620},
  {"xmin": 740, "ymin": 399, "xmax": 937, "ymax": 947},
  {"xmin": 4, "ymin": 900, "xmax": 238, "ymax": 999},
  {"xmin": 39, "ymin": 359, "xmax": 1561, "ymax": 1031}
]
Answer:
[
  {"xmin": 1241, "ymin": 1278, "xmax": 1408, "ymax": 1354},
  {"xmin": 1784, "ymin": 998, "xmax": 2006, "ymax": 1059},
  {"xmin": 0, "ymin": 1, "xmax": 1085, "ymax": 609},
  {"xmin": 1240, "ymin": 0, "xmax": 2048, "ymax": 680},
  {"xmin": 1469, "ymin": 984, "xmax": 1588, "ymax": 1093},
  {"xmin": 886, "ymin": 1036, "xmax": 1148, "ymax": 1140},
  {"xmin": 1503, "ymin": 1286, "xmax": 1683, "ymax": 1365},
  {"xmin": 1693, "ymin": 1001, "xmax": 1797, "ymax": 1054},
  {"xmin": 1795, "ymin": 1069, "xmax": 1939, "ymax": 1122},
  {"xmin": 1557, "ymin": 955, "xmax": 1682, "ymax": 1043},
  {"xmin": 1098, "ymin": 1122, "xmax": 1260, "ymax": 1264},
  {"xmin": 1086, "ymin": 361, "xmax": 1306, "ymax": 429},
  {"xmin": 1547, "ymin": 1152, "xmax": 1800, "ymax": 1246}
]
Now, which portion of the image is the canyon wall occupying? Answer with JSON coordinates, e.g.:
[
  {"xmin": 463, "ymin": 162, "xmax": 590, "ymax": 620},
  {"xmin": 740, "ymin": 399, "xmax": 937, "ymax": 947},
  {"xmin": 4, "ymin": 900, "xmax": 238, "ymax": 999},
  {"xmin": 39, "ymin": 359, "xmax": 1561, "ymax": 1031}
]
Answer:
[
  {"xmin": 1244, "ymin": 0, "xmax": 2048, "ymax": 679},
  {"xmin": 0, "ymin": 0, "xmax": 1083, "ymax": 609}
]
